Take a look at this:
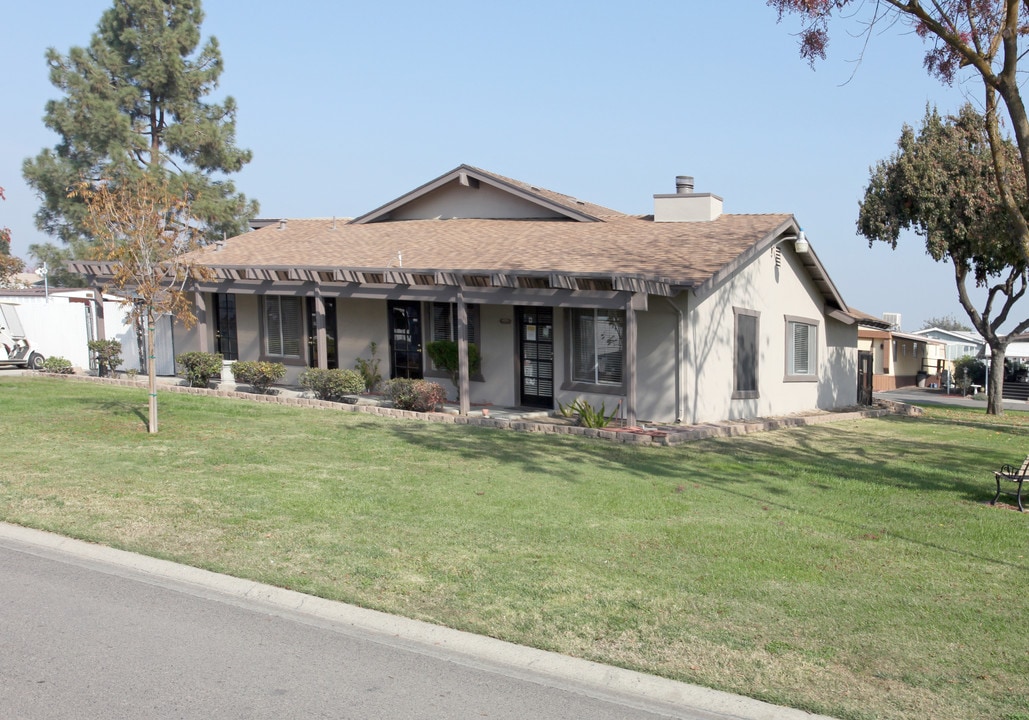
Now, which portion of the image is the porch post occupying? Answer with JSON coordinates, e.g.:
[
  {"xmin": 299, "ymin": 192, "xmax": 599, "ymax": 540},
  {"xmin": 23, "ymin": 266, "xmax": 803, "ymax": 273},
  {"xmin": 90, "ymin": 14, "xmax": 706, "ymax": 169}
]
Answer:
[
  {"xmin": 625, "ymin": 293, "xmax": 638, "ymax": 427},
  {"xmin": 194, "ymin": 290, "xmax": 209, "ymax": 353},
  {"xmin": 457, "ymin": 291, "xmax": 470, "ymax": 415},
  {"xmin": 92, "ymin": 286, "xmax": 106, "ymax": 341},
  {"xmin": 314, "ymin": 291, "xmax": 327, "ymax": 369}
]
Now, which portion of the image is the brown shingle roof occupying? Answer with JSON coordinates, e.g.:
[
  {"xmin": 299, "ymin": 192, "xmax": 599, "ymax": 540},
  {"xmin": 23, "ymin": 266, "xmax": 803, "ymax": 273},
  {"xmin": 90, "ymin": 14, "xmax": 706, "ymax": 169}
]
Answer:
[{"xmin": 201, "ymin": 213, "xmax": 795, "ymax": 288}]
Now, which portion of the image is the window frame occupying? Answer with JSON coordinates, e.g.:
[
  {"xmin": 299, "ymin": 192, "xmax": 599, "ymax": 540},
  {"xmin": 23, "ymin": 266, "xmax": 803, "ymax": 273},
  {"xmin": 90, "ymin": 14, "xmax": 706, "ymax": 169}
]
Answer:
[
  {"xmin": 565, "ymin": 307, "xmax": 626, "ymax": 393},
  {"xmin": 425, "ymin": 301, "xmax": 483, "ymax": 381},
  {"xmin": 733, "ymin": 307, "xmax": 760, "ymax": 400},
  {"xmin": 784, "ymin": 315, "xmax": 819, "ymax": 383},
  {"xmin": 261, "ymin": 295, "xmax": 305, "ymax": 363}
]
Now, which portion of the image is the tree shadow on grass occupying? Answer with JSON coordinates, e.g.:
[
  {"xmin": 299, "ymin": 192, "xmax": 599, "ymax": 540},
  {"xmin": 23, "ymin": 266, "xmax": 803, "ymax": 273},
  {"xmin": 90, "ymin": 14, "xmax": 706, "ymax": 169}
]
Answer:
[{"xmin": 382, "ymin": 414, "xmax": 1029, "ymax": 573}]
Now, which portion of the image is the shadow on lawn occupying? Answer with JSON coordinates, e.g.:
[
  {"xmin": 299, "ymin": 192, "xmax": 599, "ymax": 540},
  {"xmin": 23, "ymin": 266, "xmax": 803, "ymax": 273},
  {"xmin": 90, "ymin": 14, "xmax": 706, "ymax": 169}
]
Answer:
[
  {"xmin": 384, "ymin": 414, "xmax": 1029, "ymax": 572},
  {"xmin": 68, "ymin": 396, "xmax": 149, "ymax": 430}
]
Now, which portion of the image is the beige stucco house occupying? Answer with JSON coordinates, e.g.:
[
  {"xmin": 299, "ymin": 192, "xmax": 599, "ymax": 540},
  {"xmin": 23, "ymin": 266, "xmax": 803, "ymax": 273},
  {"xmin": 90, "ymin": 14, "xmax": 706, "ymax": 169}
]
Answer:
[{"xmin": 73, "ymin": 165, "xmax": 864, "ymax": 425}]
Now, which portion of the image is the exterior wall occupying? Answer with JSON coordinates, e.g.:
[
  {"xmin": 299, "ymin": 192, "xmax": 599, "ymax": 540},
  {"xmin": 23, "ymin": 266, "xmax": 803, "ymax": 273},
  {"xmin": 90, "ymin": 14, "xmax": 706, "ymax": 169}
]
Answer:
[
  {"xmin": 390, "ymin": 183, "xmax": 565, "ymax": 221},
  {"xmin": 683, "ymin": 244, "xmax": 856, "ymax": 425},
  {"xmin": 0, "ymin": 291, "xmax": 152, "ymax": 372}
]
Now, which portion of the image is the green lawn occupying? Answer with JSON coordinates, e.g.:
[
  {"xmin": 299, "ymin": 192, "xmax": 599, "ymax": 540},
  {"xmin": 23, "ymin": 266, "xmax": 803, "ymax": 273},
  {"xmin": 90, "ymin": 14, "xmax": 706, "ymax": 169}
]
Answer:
[{"xmin": 2, "ymin": 376, "xmax": 1027, "ymax": 720}]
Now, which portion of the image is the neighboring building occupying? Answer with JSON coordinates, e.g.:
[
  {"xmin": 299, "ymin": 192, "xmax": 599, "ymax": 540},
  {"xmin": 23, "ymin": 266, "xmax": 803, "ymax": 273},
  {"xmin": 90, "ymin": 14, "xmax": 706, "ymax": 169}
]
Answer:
[
  {"xmin": 72, "ymin": 165, "xmax": 865, "ymax": 425},
  {"xmin": 910, "ymin": 327, "xmax": 984, "ymax": 363},
  {"xmin": 858, "ymin": 317, "xmax": 948, "ymax": 391}
]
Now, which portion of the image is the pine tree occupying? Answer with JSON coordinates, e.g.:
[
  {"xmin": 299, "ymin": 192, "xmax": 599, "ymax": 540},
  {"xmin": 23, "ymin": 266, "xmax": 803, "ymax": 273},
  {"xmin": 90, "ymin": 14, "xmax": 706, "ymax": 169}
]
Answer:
[{"xmin": 23, "ymin": 0, "xmax": 257, "ymax": 248}]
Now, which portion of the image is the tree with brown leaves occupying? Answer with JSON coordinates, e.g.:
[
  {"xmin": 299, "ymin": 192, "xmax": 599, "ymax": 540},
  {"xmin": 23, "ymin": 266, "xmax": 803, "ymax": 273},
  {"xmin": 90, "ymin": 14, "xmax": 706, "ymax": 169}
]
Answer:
[{"xmin": 75, "ymin": 173, "xmax": 210, "ymax": 433}]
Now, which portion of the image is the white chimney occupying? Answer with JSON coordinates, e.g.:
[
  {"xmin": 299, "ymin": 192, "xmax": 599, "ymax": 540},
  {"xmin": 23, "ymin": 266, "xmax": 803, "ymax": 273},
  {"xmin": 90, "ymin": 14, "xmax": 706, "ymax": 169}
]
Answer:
[{"xmin": 654, "ymin": 175, "xmax": 722, "ymax": 222}]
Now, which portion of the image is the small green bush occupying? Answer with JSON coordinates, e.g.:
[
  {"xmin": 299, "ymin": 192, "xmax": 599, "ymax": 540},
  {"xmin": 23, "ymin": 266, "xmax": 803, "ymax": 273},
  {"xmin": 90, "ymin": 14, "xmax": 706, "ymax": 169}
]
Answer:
[
  {"xmin": 299, "ymin": 367, "xmax": 365, "ymax": 402},
  {"xmin": 233, "ymin": 360, "xmax": 286, "ymax": 394},
  {"xmin": 354, "ymin": 341, "xmax": 383, "ymax": 392},
  {"xmin": 383, "ymin": 378, "xmax": 446, "ymax": 412},
  {"xmin": 88, "ymin": 339, "xmax": 123, "ymax": 377},
  {"xmin": 41, "ymin": 356, "xmax": 74, "ymax": 374},
  {"xmin": 558, "ymin": 397, "xmax": 620, "ymax": 428},
  {"xmin": 177, "ymin": 351, "xmax": 223, "ymax": 388},
  {"xmin": 425, "ymin": 340, "xmax": 480, "ymax": 397}
]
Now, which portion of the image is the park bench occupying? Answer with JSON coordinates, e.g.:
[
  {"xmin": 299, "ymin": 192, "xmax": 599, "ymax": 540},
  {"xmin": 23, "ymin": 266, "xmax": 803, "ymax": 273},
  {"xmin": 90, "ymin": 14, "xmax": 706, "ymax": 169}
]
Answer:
[{"xmin": 992, "ymin": 455, "xmax": 1029, "ymax": 512}]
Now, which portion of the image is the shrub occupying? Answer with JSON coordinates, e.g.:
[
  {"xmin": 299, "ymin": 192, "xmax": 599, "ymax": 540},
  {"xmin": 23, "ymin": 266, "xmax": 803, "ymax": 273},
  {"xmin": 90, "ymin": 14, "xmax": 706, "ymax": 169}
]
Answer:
[
  {"xmin": 354, "ymin": 341, "xmax": 383, "ymax": 392},
  {"xmin": 955, "ymin": 355, "xmax": 986, "ymax": 386},
  {"xmin": 177, "ymin": 351, "xmax": 223, "ymax": 388},
  {"xmin": 232, "ymin": 360, "xmax": 286, "ymax": 394},
  {"xmin": 383, "ymin": 378, "xmax": 446, "ymax": 412},
  {"xmin": 88, "ymin": 339, "xmax": 123, "ymax": 377},
  {"xmin": 41, "ymin": 356, "xmax": 74, "ymax": 374},
  {"xmin": 298, "ymin": 367, "xmax": 365, "ymax": 402},
  {"xmin": 557, "ymin": 397, "xmax": 620, "ymax": 428},
  {"xmin": 425, "ymin": 340, "xmax": 480, "ymax": 397}
]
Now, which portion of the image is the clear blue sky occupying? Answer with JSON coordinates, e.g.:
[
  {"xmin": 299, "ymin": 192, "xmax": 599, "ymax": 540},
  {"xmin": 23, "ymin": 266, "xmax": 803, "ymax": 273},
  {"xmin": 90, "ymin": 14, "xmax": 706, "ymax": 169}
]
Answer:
[{"xmin": 0, "ymin": 1, "xmax": 996, "ymax": 331}]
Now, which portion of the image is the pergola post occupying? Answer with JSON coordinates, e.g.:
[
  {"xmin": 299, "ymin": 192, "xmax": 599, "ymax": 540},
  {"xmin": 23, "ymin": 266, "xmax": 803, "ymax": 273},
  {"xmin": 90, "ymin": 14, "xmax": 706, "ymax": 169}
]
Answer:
[
  {"xmin": 315, "ymin": 291, "xmax": 328, "ymax": 369},
  {"xmin": 625, "ymin": 293, "xmax": 638, "ymax": 427},
  {"xmin": 457, "ymin": 291, "xmax": 470, "ymax": 415},
  {"xmin": 194, "ymin": 290, "xmax": 209, "ymax": 353}
]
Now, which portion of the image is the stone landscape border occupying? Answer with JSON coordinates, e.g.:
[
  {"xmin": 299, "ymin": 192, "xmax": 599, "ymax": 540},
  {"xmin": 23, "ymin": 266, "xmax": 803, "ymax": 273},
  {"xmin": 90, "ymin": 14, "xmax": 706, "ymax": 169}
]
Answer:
[{"xmin": 33, "ymin": 372, "xmax": 916, "ymax": 447}]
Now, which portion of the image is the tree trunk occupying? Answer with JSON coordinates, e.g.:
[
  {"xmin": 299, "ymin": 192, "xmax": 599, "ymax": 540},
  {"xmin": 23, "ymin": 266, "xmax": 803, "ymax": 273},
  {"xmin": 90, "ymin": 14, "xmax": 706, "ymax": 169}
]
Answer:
[
  {"xmin": 987, "ymin": 346, "xmax": 1006, "ymax": 416},
  {"xmin": 147, "ymin": 312, "xmax": 158, "ymax": 434}
]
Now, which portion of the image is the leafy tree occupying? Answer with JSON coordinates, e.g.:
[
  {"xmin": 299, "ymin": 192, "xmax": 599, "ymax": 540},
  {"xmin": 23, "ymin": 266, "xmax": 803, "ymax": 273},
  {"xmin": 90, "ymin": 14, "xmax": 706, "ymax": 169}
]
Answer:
[
  {"xmin": 27, "ymin": 243, "xmax": 87, "ymax": 288},
  {"xmin": 23, "ymin": 0, "xmax": 257, "ymax": 255},
  {"xmin": 921, "ymin": 315, "xmax": 973, "ymax": 332},
  {"xmin": 75, "ymin": 173, "xmax": 211, "ymax": 433},
  {"xmin": 768, "ymin": 1, "xmax": 1029, "ymax": 268},
  {"xmin": 0, "ymin": 187, "xmax": 26, "ymax": 286},
  {"xmin": 858, "ymin": 104, "xmax": 1028, "ymax": 414}
]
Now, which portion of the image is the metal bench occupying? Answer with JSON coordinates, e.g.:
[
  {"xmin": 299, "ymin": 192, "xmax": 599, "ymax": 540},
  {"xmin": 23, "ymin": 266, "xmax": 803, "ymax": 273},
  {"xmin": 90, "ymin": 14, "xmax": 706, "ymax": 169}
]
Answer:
[{"xmin": 992, "ymin": 455, "xmax": 1029, "ymax": 512}]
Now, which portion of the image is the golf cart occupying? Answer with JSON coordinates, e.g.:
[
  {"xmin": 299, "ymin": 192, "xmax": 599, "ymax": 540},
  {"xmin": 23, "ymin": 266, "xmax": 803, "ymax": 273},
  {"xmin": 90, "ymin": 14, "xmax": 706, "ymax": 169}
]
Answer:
[{"xmin": 0, "ymin": 302, "xmax": 45, "ymax": 370}]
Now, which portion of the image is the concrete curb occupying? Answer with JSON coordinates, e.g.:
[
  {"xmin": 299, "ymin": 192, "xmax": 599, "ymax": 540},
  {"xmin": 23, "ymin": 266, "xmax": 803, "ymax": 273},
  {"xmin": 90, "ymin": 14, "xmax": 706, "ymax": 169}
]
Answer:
[{"xmin": 0, "ymin": 522, "xmax": 837, "ymax": 720}]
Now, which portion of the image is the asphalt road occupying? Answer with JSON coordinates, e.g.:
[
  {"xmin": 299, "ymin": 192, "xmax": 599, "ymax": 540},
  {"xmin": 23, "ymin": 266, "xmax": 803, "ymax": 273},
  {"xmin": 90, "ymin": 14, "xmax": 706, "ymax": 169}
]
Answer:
[{"xmin": 0, "ymin": 525, "xmax": 831, "ymax": 720}]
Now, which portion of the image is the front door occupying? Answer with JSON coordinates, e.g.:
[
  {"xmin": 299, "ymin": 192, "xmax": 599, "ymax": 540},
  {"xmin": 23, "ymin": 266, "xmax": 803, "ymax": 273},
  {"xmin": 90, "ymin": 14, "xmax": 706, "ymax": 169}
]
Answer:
[
  {"xmin": 518, "ymin": 307, "xmax": 554, "ymax": 408},
  {"xmin": 388, "ymin": 300, "xmax": 423, "ymax": 379},
  {"xmin": 212, "ymin": 293, "xmax": 238, "ymax": 361},
  {"xmin": 858, "ymin": 350, "xmax": 873, "ymax": 405},
  {"xmin": 306, "ymin": 297, "xmax": 338, "ymax": 369}
]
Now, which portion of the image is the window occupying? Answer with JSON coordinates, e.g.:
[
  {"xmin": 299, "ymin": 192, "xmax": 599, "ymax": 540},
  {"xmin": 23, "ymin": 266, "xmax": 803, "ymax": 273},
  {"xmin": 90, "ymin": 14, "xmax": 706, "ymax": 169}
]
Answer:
[
  {"xmin": 263, "ymin": 296, "xmax": 303, "ymax": 359},
  {"xmin": 429, "ymin": 302, "xmax": 480, "ymax": 347},
  {"xmin": 570, "ymin": 308, "xmax": 624, "ymax": 386},
  {"xmin": 785, "ymin": 316, "xmax": 818, "ymax": 381},
  {"xmin": 428, "ymin": 302, "xmax": 481, "ymax": 371},
  {"xmin": 733, "ymin": 308, "xmax": 759, "ymax": 399}
]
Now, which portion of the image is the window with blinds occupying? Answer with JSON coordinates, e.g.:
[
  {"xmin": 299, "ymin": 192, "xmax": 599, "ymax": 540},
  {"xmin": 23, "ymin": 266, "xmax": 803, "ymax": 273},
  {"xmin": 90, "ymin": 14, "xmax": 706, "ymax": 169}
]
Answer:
[
  {"xmin": 264, "ymin": 296, "xmax": 303, "ymax": 359},
  {"xmin": 571, "ymin": 308, "xmax": 624, "ymax": 386},
  {"xmin": 429, "ymin": 303, "xmax": 480, "ymax": 370},
  {"xmin": 785, "ymin": 317, "xmax": 818, "ymax": 380}
]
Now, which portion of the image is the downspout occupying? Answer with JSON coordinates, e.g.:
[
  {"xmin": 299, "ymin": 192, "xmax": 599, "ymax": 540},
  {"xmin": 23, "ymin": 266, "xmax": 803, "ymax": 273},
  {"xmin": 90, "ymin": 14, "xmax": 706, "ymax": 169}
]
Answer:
[{"xmin": 663, "ymin": 296, "xmax": 684, "ymax": 424}]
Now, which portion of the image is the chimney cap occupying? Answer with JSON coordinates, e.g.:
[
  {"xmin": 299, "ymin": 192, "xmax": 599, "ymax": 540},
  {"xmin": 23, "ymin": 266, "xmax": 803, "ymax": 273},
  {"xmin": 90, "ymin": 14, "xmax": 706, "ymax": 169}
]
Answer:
[{"xmin": 675, "ymin": 176, "xmax": 694, "ymax": 195}]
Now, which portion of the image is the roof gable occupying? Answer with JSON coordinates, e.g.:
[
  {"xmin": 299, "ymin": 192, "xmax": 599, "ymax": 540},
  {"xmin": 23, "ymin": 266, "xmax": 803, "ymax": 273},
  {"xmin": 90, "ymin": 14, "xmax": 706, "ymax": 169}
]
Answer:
[{"xmin": 349, "ymin": 164, "xmax": 615, "ymax": 224}]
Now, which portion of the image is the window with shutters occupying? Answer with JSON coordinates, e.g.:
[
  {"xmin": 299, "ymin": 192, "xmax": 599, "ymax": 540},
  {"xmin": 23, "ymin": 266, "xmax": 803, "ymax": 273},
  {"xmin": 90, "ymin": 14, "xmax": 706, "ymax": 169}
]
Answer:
[
  {"xmin": 785, "ymin": 315, "xmax": 818, "ymax": 382},
  {"xmin": 428, "ymin": 302, "xmax": 481, "ymax": 377},
  {"xmin": 570, "ymin": 308, "xmax": 624, "ymax": 387},
  {"xmin": 263, "ymin": 296, "xmax": 303, "ymax": 360},
  {"xmin": 733, "ymin": 308, "xmax": 760, "ymax": 399}
]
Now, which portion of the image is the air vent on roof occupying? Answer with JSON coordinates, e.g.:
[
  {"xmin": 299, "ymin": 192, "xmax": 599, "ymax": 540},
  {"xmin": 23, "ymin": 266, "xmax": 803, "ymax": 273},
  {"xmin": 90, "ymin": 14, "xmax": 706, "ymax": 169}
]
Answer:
[{"xmin": 882, "ymin": 312, "xmax": 902, "ymax": 331}]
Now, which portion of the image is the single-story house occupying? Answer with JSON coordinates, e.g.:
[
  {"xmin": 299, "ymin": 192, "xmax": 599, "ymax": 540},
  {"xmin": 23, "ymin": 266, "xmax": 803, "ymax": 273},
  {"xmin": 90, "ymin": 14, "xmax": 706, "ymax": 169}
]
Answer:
[
  {"xmin": 72, "ymin": 165, "xmax": 864, "ymax": 426},
  {"xmin": 858, "ymin": 319, "xmax": 948, "ymax": 391},
  {"xmin": 910, "ymin": 327, "xmax": 983, "ymax": 363}
]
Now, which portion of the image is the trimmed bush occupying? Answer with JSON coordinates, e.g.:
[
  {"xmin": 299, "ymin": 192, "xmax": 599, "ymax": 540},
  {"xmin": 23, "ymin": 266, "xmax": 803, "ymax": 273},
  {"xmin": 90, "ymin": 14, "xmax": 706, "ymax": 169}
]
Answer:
[
  {"xmin": 383, "ymin": 378, "xmax": 446, "ymax": 412},
  {"xmin": 177, "ymin": 351, "xmax": 223, "ymax": 388},
  {"xmin": 233, "ymin": 360, "xmax": 286, "ymax": 394},
  {"xmin": 41, "ymin": 356, "xmax": 74, "ymax": 374},
  {"xmin": 425, "ymin": 341, "xmax": 480, "ymax": 398},
  {"xmin": 298, "ymin": 367, "xmax": 365, "ymax": 402},
  {"xmin": 88, "ymin": 339, "xmax": 123, "ymax": 377}
]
